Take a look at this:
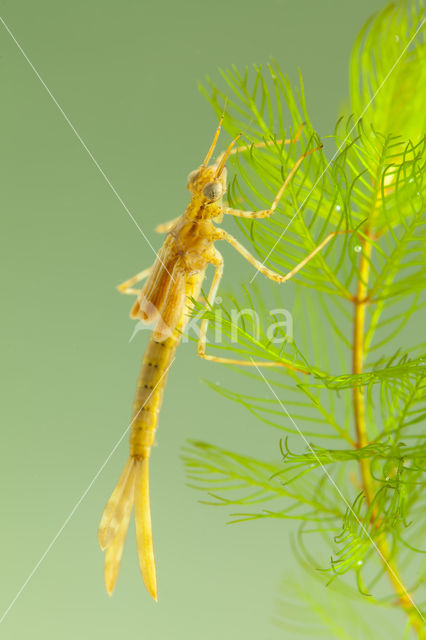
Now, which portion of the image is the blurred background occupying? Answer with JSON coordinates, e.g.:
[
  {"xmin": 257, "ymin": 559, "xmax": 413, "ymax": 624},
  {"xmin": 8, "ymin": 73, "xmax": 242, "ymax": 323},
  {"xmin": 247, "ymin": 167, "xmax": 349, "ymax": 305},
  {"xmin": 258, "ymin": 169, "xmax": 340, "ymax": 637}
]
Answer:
[{"xmin": 0, "ymin": 1, "xmax": 406, "ymax": 638}]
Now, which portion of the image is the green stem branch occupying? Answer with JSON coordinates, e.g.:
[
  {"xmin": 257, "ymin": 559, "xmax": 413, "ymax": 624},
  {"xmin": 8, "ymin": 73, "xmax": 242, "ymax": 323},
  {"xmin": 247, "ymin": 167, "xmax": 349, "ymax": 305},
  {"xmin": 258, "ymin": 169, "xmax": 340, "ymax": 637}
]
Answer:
[{"xmin": 352, "ymin": 231, "xmax": 425, "ymax": 638}]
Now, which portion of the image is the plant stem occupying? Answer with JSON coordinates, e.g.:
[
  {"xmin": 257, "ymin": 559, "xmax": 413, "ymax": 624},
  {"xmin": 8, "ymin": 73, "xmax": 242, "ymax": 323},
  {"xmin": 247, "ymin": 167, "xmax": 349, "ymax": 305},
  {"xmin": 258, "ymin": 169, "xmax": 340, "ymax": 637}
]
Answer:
[
  {"xmin": 352, "ymin": 232, "xmax": 425, "ymax": 638},
  {"xmin": 377, "ymin": 536, "xmax": 425, "ymax": 638},
  {"xmin": 352, "ymin": 231, "xmax": 372, "ymax": 498}
]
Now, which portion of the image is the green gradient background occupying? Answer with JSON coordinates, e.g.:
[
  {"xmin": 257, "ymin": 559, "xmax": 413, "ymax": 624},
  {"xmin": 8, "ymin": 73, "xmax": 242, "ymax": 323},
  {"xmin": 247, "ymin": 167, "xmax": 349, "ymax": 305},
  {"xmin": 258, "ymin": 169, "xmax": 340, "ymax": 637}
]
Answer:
[{"xmin": 0, "ymin": 1, "xmax": 406, "ymax": 638}]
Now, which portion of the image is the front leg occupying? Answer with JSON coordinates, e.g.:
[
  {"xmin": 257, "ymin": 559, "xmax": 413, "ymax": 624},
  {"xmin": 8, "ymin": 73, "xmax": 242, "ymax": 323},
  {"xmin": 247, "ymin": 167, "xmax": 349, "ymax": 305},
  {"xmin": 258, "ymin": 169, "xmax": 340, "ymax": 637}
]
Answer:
[
  {"xmin": 212, "ymin": 122, "xmax": 306, "ymax": 172},
  {"xmin": 222, "ymin": 144, "xmax": 321, "ymax": 219}
]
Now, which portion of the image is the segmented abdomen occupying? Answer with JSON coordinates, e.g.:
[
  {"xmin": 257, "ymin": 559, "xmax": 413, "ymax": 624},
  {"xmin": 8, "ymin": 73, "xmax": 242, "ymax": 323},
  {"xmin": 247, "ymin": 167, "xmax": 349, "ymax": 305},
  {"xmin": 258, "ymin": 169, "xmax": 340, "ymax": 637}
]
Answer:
[
  {"xmin": 130, "ymin": 333, "xmax": 179, "ymax": 458},
  {"xmin": 129, "ymin": 273, "xmax": 203, "ymax": 459}
]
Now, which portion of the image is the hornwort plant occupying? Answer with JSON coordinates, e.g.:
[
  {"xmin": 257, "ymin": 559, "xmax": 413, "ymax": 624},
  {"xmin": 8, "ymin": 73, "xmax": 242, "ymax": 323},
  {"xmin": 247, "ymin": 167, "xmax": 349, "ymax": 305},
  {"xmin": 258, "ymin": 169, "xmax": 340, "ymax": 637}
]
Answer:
[{"xmin": 182, "ymin": 2, "xmax": 426, "ymax": 637}]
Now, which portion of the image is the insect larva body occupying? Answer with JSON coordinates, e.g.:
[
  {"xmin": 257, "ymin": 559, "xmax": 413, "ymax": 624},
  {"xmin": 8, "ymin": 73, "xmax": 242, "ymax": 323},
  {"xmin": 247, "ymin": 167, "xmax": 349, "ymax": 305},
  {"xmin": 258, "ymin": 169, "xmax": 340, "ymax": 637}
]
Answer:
[{"xmin": 98, "ymin": 116, "xmax": 326, "ymax": 600}]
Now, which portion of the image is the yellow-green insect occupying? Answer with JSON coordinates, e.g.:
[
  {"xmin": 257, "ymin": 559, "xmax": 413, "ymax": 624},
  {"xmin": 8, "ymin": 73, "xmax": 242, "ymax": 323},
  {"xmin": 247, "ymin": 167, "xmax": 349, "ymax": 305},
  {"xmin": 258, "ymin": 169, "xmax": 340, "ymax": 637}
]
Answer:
[{"xmin": 98, "ymin": 116, "xmax": 333, "ymax": 600}]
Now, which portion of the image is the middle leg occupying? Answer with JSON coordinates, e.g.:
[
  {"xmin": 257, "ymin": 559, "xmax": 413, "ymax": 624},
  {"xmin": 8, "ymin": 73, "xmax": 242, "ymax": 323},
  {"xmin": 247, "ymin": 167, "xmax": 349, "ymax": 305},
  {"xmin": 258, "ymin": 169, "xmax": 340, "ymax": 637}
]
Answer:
[{"xmin": 216, "ymin": 229, "xmax": 351, "ymax": 284}]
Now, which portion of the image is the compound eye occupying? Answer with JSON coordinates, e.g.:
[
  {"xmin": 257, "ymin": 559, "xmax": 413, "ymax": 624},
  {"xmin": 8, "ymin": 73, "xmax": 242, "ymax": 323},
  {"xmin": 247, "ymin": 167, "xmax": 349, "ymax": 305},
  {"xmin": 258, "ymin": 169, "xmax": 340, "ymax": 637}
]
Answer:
[{"xmin": 203, "ymin": 181, "xmax": 223, "ymax": 202}]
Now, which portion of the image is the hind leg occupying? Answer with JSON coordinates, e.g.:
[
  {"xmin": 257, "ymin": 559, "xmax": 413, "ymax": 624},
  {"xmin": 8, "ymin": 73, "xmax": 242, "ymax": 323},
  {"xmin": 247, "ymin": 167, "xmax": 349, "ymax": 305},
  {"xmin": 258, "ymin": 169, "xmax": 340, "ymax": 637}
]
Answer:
[
  {"xmin": 117, "ymin": 267, "xmax": 152, "ymax": 296},
  {"xmin": 155, "ymin": 217, "xmax": 180, "ymax": 234},
  {"xmin": 196, "ymin": 252, "xmax": 306, "ymax": 373}
]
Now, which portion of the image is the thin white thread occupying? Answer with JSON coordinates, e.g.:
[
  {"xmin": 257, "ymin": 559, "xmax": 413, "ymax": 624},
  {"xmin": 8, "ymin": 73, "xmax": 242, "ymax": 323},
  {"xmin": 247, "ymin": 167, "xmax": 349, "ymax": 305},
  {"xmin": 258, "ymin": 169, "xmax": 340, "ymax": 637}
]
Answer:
[
  {"xmin": 0, "ymin": 358, "xmax": 175, "ymax": 625},
  {"xmin": 250, "ymin": 18, "xmax": 426, "ymax": 283},
  {"xmin": 252, "ymin": 361, "xmax": 425, "ymax": 623},
  {"xmin": 0, "ymin": 16, "xmax": 174, "ymax": 281}
]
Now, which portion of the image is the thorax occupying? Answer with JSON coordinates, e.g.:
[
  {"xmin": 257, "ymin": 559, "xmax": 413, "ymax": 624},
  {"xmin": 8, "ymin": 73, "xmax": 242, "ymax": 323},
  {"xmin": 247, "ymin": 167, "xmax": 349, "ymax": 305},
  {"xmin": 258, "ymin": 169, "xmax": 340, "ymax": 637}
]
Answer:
[{"xmin": 169, "ymin": 205, "xmax": 218, "ymax": 271}]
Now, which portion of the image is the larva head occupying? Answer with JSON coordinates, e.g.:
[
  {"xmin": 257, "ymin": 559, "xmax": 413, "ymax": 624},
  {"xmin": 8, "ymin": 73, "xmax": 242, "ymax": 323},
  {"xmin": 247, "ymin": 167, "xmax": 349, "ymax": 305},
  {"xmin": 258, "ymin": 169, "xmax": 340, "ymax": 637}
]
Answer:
[
  {"xmin": 186, "ymin": 117, "xmax": 240, "ymax": 212},
  {"xmin": 186, "ymin": 165, "xmax": 227, "ymax": 204}
]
